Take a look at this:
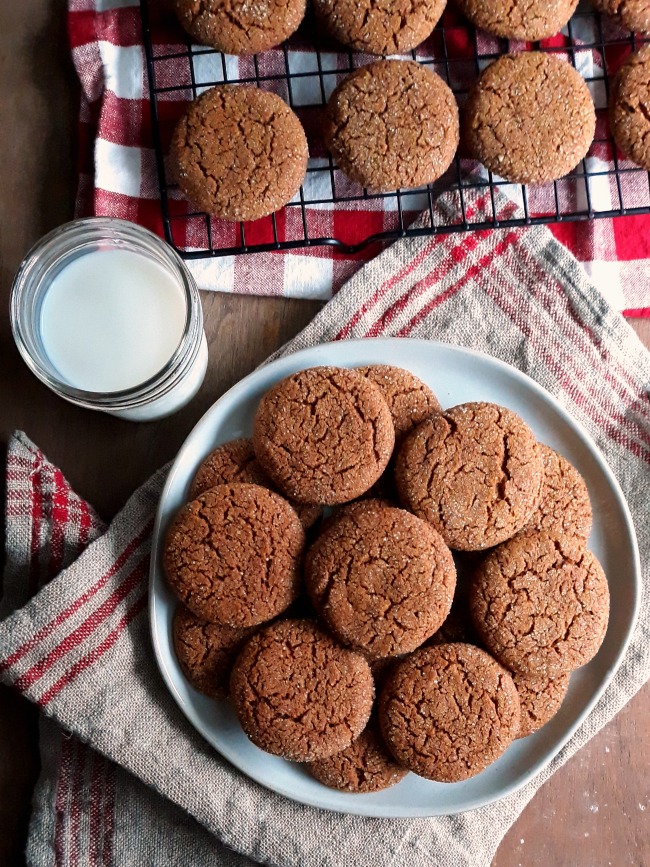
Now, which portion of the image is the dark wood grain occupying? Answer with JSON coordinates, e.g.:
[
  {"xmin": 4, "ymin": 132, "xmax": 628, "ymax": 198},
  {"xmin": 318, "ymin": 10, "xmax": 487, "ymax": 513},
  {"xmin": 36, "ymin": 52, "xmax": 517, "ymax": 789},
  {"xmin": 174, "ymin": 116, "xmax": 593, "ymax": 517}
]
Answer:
[{"xmin": 0, "ymin": 3, "xmax": 648, "ymax": 865}]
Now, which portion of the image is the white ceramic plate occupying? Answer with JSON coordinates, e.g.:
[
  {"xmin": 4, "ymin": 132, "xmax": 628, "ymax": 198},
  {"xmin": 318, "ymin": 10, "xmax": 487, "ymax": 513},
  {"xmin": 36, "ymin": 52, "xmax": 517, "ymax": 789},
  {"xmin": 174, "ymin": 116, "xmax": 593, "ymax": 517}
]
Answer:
[{"xmin": 149, "ymin": 339, "xmax": 640, "ymax": 817}]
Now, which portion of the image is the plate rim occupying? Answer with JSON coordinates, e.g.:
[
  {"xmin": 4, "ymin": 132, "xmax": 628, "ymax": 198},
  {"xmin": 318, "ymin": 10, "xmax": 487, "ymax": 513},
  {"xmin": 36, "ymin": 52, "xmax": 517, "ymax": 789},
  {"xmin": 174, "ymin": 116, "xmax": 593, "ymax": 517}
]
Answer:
[{"xmin": 149, "ymin": 337, "xmax": 641, "ymax": 818}]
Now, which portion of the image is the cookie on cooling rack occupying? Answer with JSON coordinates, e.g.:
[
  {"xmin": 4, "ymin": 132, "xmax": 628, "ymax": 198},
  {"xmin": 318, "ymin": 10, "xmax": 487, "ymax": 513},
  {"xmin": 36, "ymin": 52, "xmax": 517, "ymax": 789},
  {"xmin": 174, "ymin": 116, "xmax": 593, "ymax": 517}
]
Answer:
[
  {"xmin": 593, "ymin": 0, "xmax": 650, "ymax": 34},
  {"xmin": 610, "ymin": 44, "xmax": 650, "ymax": 171},
  {"xmin": 455, "ymin": 0, "xmax": 579, "ymax": 40},
  {"xmin": 170, "ymin": 85, "xmax": 308, "ymax": 221}
]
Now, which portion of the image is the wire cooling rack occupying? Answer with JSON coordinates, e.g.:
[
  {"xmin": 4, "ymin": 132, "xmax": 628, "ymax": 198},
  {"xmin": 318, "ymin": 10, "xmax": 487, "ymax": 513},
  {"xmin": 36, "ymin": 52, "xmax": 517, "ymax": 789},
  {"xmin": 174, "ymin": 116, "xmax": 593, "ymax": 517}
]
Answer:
[{"xmin": 140, "ymin": 0, "xmax": 650, "ymax": 259}]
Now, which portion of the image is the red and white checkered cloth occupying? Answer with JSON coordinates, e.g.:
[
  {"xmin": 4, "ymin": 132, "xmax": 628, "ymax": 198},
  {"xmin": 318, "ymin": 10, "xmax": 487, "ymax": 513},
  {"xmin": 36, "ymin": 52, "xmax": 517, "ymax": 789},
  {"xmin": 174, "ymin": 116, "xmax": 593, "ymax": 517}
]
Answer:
[{"xmin": 69, "ymin": 0, "xmax": 650, "ymax": 315}]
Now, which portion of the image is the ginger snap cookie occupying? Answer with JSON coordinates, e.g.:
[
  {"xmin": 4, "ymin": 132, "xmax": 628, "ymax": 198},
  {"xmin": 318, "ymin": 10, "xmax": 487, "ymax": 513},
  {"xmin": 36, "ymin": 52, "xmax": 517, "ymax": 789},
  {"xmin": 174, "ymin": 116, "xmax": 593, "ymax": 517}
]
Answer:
[
  {"xmin": 512, "ymin": 671, "xmax": 571, "ymax": 738},
  {"xmin": 163, "ymin": 483, "xmax": 305, "ymax": 627},
  {"xmin": 253, "ymin": 366, "xmax": 394, "ymax": 505},
  {"xmin": 593, "ymin": 0, "xmax": 650, "ymax": 34},
  {"xmin": 230, "ymin": 619, "xmax": 374, "ymax": 761},
  {"xmin": 356, "ymin": 365, "xmax": 441, "ymax": 445},
  {"xmin": 518, "ymin": 445, "xmax": 592, "ymax": 541},
  {"xmin": 455, "ymin": 0, "xmax": 578, "ymax": 40},
  {"xmin": 190, "ymin": 439, "xmax": 321, "ymax": 530},
  {"xmin": 306, "ymin": 717, "xmax": 408, "ymax": 792},
  {"xmin": 170, "ymin": 86, "xmax": 308, "ymax": 221},
  {"xmin": 314, "ymin": 0, "xmax": 445, "ymax": 56},
  {"xmin": 470, "ymin": 531, "xmax": 610, "ymax": 677},
  {"xmin": 306, "ymin": 503, "xmax": 456, "ymax": 658},
  {"xmin": 378, "ymin": 643, "xmax": 520, "ymax": 782},
  {"xmin": 610, "ymin": 44, "xmax": 650, "ymax": 170},
  {"xmin": 395, "ymin": 402, "xmax": 543, "ymax": 551},
  {"xmin": 325, "ymin": 60, "xmax": 459, "ymax": 192},
  {"xmin": 463, "ymin": 52, "xmax": 596, "ymax": 184},
  {"xmin": 173, "ymin": 0, "xmax": 305, "ymax": 54},
  {"xmin": 172, "ymin": 604, "xmax": 255, "ymax": 698}
]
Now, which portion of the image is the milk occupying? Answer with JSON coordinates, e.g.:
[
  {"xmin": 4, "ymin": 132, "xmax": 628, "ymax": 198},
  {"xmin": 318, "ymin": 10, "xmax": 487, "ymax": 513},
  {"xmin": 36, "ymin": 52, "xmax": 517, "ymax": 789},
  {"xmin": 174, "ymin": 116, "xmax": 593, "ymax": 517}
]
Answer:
[{"xmin": 40, "ymin": 248, "xmax": 188, "ymax": 393}]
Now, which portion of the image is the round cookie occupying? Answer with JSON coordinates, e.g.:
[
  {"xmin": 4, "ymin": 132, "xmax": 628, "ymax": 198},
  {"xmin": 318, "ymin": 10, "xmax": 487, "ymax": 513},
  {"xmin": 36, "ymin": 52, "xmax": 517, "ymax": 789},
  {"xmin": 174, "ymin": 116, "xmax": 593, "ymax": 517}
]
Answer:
[
  {"xmin": 325, "ymin": 60, "xmax": 459, "ymax": 192},
  {"xmin": 313, "ymin": 0, "xmax": 445, "ymax": 56},
  {"xmin": 455, "ymin": 0, "xmax": 579, "ymax": 40},
  {"xmin": 172, "ymin": 604, "xmax": 255, "ymax": 698},
  {"xmin": 173, "ymin": 0, "xmax": 305, "ymax": 54},
  {"xmin": 163, "ymin": 483, "xmax": 305, "ymax": 627},
  {"xmin": 470, "ymin": 531, "xmax": 610, "ymax": 677},
  {"xmin": 395, "ymin": 402, "xmax": 543, "ymax": 551},
  {"xmin": 253, "ymin": 366, "xmax": 395, "ymax": 505},
  {"xmin": 170, "ymin": 86, "xmax": 308, "ymax": 221},
  {"xmin": 378, "ymin": 643, "xmax": 520, "ymax": 782},
  {"xmin": 356, "ymin": 365, "xmax": 441, "ymax": 445},
  {"xmin": 190, "ymin": 438, "xmax": 322, "ymax": 530},
  {"xmin": 306, "ymin": 718, "xmax": 408, "ymax": 792},
  {"xmin": 610, "ymin": 44, "xmax": 650, "ymax": 171},
  {"xmin": 230, "ymin": 619, "xmax": 374, "ymax": 761},
  {"xmin": 463, "ymin": 52, "xmax": 596, "ymax": 184},
  {"xmin": 518, "ymin": 445, "xmax": 592, "ymax": 541},
  {"xmin": 512, "ymin": 671, "xmax": 571, "ymax": 738},
  {"xmin": 306, "ymin": 503, "xmax": 456, "ymax": 658},
  {"xmin": 593, "ymin": 0, "xmax": 650, "ymax": 34}
]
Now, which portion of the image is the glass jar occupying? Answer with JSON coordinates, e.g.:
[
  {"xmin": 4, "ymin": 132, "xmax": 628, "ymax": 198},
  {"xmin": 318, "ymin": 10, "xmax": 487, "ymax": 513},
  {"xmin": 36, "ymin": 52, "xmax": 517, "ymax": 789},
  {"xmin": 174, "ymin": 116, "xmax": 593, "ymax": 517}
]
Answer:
[{"xmin": 10, "ymin": 218, "xmax": 208, "ymax": 422}]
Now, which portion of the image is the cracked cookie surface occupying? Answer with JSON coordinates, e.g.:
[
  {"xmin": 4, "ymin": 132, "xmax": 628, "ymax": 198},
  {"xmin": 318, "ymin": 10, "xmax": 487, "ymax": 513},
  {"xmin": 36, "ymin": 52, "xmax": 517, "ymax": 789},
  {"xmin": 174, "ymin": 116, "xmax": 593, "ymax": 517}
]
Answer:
[
  {"xmin": 463, "ymin": 52, "xmax": 595, "ymax": 183},
  {"xmin": 518, "ymin": 445, "xmax": 592, "ymax": 541},
  {"xmin": 230, "ymin": 618, "xmax": 374, "ymax": 761},
  {"xmin": 313, "ymin": 0, "xmax": 445, "ymax": 55},
  {"xmin": 610, "ymin": 44, "xmax": 650, "ymax": 170},
  {"xmin": 356, "ymin": 365, "xmax": 441, "ymax": 445},
  {"xmin": 163, "ymin": 483, "xmax": 305, "ymax": 627},
  {"xmin": 170, "ymin": 85, "xmax": 308, "ymax": 221},
  {"xmin": 172, "ymin": 604, "xmax": 256, "ymax": 697},
  {"xmin": 306, "ymin": 502, "xmax": 456, "ymax": 658},
  {"xmin": 253, "ymin": 366, "xmax": 395, "ymax": 505},
  {"xmin": 455, "ymin": 0, "xmax": 578, "ymax": 40},
  {"xmin": 512, "ymin": 670, "xmax": 571, "ymax": 738},
  {"xmin": 395, "ymin": 401, "xmax": 543, "ymax": 550},
  {"xmin": 173, "ymin": 0, "xmax": 306, "ymax": 54},
  {"xmin": 306, "ymin": 716, "xmax": 408, "ymax": 792},
  {"xmin": 324, "ymin": 60, "xmax": 459, "ymax": 192},
  {"xmin": 593, "ymin": 0, "xmax": 650, "ymax": 33},
  {"xmin": 378, "ymin": 643, "xmax": 520, "ymax": 782},
  {"xmin": 190, "ymin": 438, "xmax": 321, "ymax": 529},
  {"xmin": 470, "ymin": 531, "xmax": 610, "ymax": 677}
]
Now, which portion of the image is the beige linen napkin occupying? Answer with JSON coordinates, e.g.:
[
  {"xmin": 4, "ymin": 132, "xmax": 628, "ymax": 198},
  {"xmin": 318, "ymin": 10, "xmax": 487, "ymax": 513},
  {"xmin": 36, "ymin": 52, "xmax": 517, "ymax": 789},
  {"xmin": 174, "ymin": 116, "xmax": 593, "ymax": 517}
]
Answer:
[{"xmin": 1, "ymin": 189, "xmax": 649, "ymax": 866}]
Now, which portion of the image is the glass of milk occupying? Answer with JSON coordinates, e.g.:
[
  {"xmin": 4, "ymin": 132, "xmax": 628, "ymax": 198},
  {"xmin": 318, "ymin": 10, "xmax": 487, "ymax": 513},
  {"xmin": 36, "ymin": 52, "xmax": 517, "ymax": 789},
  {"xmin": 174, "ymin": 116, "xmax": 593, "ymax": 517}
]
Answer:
[{"xmin": 10, "ymin": 218, "xmax": 208, "ymax": 421}]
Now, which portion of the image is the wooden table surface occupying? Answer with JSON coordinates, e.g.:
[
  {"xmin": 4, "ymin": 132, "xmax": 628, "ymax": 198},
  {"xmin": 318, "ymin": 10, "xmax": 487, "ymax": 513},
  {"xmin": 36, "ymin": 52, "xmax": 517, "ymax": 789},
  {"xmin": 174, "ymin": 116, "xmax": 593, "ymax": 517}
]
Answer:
[{"xmin": 0, "ymin": 2, "xmax": 648, "ymax": 864}]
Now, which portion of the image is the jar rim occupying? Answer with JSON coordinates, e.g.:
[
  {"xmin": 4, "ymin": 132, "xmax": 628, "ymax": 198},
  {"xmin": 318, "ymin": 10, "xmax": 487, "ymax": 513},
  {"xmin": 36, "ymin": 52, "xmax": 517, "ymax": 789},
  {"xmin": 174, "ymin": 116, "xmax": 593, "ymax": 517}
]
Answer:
[{"xmin": 10, "ymin": 217, "xmax": 203, "ymax": 410}]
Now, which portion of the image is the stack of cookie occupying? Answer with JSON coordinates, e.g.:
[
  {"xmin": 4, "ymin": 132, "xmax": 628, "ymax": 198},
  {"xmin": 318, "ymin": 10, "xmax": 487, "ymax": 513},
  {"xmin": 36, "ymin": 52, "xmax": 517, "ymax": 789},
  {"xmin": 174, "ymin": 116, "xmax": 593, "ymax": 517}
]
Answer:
[{"xmin": 163, "ymin": 364, "xmax": 610, "ymax": 792}]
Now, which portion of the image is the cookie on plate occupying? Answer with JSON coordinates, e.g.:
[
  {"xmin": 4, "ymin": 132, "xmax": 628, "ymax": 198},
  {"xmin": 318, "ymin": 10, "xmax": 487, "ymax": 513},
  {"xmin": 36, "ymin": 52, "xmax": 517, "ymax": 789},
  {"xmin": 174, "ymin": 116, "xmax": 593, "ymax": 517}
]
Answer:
[
  {"xmin": 306, "ymin": 502, "xmax": 456, "ymax": 658},
  {"xmin": 463, "ymin": 52, "xmax": 595, "ymax": 183},
  {"xmin": 163, "ymin": 483, "xmax": 305, "ymax": 627},
  {"xmin": 518, "ymin": 445, "xmax": 592, "ymax": 541},
  {"xmin": 593, "ymin": 0, "xmax": 650, "ymax": 34},
  {"xmin": 378, "ymin": 643, "xmax": 520, "ymax": 782},
  {"xmin": 253, "ymin": 366, "xmax": 395, "ymax": 505},
  {"xmin": 170, "ymin": 86, "xmax": 308, "ymax": 221},
  {"xmin": 325, "ymin": 60, "xmax": 459, "ymax": 192},
  {"xmin": 512, "ymin": 671, "xmax": 571, "ymax": 738},
  {"xmin": 356, "ymin": 365, "xmax": 441, "ymax": 445},
  {"xmin": 470, "ymin": 531, "xmax": 610, "ymax": 677},
  {"xmin": 395, "ymin": 402, "xmax": 543, "ymax": 550},
  {"xmin": 230, "ymin": 619, "xmax": 374, "ymax": 762},
  {"xmin": 313, "ymin": 0, "xmax": 445, "ymax": 55},
  {"xmin": 306, "ymin": 716, "xmax": 408, "ymax": 792},
  {"xmin": 190, "ymin": 438, "xmax": 321, "ymax": 529},
  {"xmin": 172, "ymin": 604, "xmax": 255, "ymax": 698},
  {"xmin": 455, "ymin": 0, "xmax": 579, "ymax": 40},
  {"xmin": 610, "ymin": 44, "xmax": 650, "ymax": 171},
  {"xmin": 173, "ymin": 0, "xmax": 305, "ymax": 54}
]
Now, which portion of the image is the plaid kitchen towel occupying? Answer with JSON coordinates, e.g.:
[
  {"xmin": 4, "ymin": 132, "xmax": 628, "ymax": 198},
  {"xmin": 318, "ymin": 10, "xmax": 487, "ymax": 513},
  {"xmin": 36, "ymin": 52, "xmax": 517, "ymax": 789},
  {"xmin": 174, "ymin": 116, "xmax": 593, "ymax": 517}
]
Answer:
[
  {"xmin": 68, "ymin": 0, "xmax": 650, "ymax": 313},
  {"xmin": 2, "ymin": 187, "xmax": 650, "ymax": 866}
]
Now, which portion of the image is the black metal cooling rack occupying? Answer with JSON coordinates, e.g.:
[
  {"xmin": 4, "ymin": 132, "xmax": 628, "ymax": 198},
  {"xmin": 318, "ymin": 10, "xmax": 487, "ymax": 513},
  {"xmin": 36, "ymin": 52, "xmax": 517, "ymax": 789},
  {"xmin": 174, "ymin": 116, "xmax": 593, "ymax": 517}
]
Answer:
[{"xmin": 140, "ymin": 0, "xmax": 650, "ymax": 259}]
